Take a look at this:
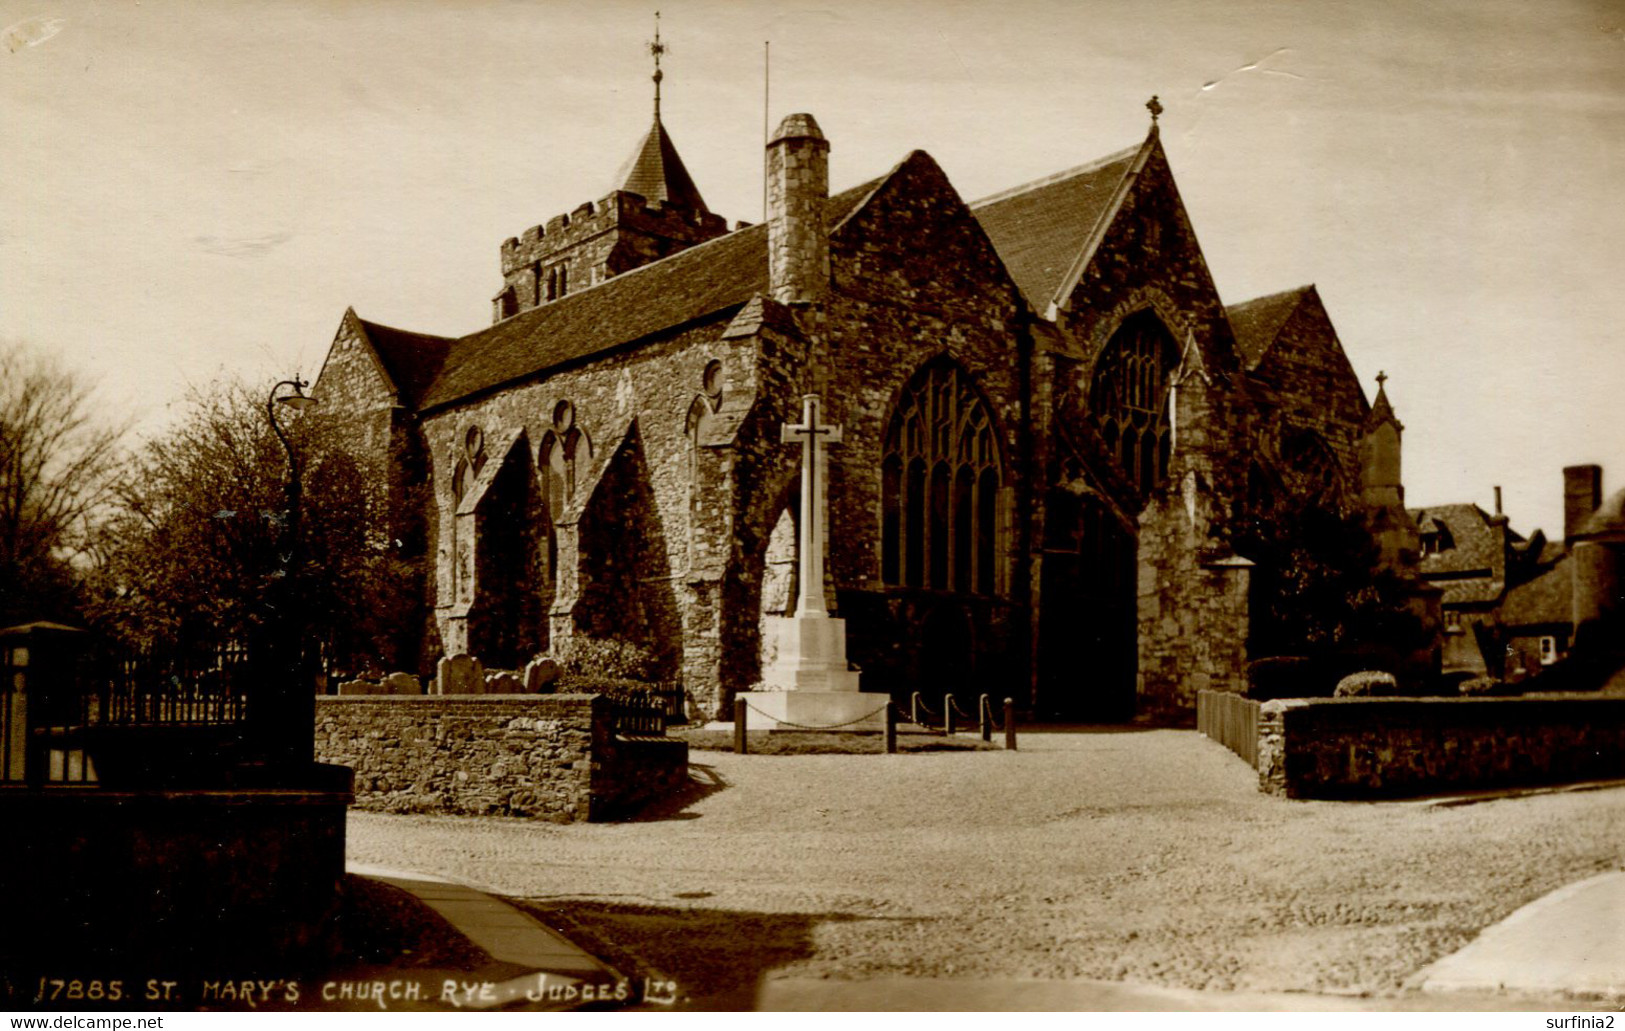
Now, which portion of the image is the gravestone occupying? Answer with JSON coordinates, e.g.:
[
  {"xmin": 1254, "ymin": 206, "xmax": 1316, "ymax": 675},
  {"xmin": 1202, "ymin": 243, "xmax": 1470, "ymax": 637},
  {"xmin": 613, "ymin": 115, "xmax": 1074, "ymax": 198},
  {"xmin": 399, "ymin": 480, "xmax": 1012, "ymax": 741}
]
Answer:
[
  {"xmin": 337, "ymin": 679, "xmax": 383, "ymax": 695},
  {"xmin": 383, "ymin": 672, "xmax": 422, "ymax": 695},
  {"xmin": 485, "ymin": 671, "xmax": 524, "ymax": 694},
  {"xmin": 437, "ymin": 653, "xmax": 485, "ymax": 695},
  {"xmin": 525, "ymin": 658, "xmax": 561, "ymax": 693}
]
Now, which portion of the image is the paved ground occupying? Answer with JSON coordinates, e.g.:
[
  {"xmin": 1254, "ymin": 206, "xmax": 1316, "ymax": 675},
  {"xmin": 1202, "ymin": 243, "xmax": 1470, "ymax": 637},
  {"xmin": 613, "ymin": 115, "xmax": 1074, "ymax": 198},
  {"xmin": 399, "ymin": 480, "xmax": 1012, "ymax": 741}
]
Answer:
[{"xmin": 347, "ymin": 727, "xmax": 1625, "ymax": 1010}]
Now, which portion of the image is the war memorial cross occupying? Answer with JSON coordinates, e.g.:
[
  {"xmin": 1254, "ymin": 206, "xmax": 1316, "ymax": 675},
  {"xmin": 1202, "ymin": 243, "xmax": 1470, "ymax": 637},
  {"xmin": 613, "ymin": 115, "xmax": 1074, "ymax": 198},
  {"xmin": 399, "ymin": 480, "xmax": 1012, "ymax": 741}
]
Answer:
[{"xmin": 781, "ymin": 394, "xmax": 842, "ymax": 618}]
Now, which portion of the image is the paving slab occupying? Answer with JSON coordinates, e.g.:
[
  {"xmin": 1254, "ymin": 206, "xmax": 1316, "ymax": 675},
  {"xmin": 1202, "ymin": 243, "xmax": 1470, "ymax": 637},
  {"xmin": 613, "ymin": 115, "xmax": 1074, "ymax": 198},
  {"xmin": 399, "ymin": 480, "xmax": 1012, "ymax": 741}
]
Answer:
[
  {"xmin": 346, "ymin": 862, "xmax": 626, "ymax": 1009},
  {"xmin": 1408, "ymin": 871, "xmax": 1625, "ymax": 1003}
]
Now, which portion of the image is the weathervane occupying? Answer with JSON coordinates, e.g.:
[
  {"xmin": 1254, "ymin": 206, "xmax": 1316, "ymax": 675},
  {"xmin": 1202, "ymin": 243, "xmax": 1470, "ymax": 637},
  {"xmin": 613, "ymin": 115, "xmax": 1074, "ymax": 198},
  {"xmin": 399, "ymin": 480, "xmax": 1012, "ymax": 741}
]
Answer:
[
  {"xmin": 649, "ymin": 11, "xmax": 666, "ymax": 120},
  {"xmin": 1147, "ymin": 94, "xmax": 1163, "ymax": 125}
]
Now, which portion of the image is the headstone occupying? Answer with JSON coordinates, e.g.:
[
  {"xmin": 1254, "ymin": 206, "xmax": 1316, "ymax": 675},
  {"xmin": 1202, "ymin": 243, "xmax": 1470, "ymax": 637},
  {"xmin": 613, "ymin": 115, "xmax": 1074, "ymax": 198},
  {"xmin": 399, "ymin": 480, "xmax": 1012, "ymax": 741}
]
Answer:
[
  {"xmin": 438, "ymin": 653, "xmax": 485, "ymax": 695},
  {"xmin": 485, "ymin": 671, "xmax": 524, "ymax": 694},
  {"xmin": 525, "ymin": 658, "xmax": 561, "ymax": 693},
  {"xmin": 337, "ymin": 679, "xmax": 382, "ymax": 696},
  {"xmin": 738, "ymin": 394, "xmax": 886, "ymax": 730},
  {"xmin": 383, "ymin": 672, "xmax": 422, "ymax": 695}
]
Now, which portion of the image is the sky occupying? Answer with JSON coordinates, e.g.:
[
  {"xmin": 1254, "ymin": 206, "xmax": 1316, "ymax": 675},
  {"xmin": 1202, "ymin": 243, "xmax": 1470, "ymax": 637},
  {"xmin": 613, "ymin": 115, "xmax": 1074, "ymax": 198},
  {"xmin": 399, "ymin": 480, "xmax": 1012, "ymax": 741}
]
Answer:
[{"xmin": 3, "ymin": 0, "xmax": 1623, "ymax": 538}]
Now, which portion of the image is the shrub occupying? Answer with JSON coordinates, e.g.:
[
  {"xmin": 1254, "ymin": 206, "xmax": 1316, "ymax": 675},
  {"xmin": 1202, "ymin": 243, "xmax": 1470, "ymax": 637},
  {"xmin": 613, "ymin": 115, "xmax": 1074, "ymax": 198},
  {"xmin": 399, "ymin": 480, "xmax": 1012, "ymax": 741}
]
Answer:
[
  {"xmin": 1247, "ymin": 656, "xmax": 1317, "ymax": 701},
  {"xmin": 1334, "ymin": 670, "xmax": 1399, "ymax": 698},
  {"xmin": 552, "ymin": 637, "xmax": 660, "ymax": 682},
  {"xmin": 1458, "ymin": 675, "xmax": 1503, "ymax": 697}
]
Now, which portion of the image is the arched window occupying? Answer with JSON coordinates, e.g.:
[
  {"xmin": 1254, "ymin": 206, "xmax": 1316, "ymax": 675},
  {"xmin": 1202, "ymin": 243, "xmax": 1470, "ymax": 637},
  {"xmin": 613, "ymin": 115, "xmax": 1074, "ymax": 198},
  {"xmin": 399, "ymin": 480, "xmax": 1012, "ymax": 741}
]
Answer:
[
  {"xmin": 881, "ymin": 360, "xmax": 1003, "ymax": 593},
  {"xmin": 1280, "ymin": 428, "xmax": 1343, "ymax": 498},
  {"xmin": 1090, "ymin": 311, "xmax": 1180, "ymax": 494}
]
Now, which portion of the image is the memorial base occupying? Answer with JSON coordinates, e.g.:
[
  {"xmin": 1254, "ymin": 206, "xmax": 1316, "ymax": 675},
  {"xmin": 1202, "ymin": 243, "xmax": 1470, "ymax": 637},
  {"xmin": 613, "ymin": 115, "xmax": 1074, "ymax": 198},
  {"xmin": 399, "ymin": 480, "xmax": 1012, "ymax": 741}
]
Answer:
[{"xmin": 734, "ymin": 688, "xmax": 891, "ymax": 732}]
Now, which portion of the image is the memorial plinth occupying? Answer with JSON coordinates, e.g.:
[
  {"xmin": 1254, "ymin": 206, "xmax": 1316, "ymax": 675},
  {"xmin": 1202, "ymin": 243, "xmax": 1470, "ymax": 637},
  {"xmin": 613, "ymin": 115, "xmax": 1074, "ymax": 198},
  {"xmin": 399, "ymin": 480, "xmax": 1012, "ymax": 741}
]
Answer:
[{"xmin": 736, "ymin": 394, "xmax": 888, "ymax": 731}]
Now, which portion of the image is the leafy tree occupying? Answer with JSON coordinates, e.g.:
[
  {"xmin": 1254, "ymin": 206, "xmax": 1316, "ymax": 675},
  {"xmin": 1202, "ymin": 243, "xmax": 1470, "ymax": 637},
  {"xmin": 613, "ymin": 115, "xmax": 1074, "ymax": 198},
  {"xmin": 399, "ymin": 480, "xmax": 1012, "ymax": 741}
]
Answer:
[
  {"xmin": 1232, "ymin": 465, "xmax": 1430, "ymax": 688},
  {"xmin": 0, "ymin": 343, "xmax": 123, "ymax": 625},
  {"xmin": 85, "ymin": 379, "xmax": 420, "ymax": 674}
]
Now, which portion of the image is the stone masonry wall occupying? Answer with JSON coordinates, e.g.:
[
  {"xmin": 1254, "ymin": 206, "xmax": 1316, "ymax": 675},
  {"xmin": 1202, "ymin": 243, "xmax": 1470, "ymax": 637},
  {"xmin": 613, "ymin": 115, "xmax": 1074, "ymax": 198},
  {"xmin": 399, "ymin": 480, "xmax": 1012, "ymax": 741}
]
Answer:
[
  {"xmin": 314, "ymin": 695, "xmax": 688, "ymax": 822},
  {"xmin": 1258, "ymin": 695, "xmax": 1625, "ymax": 799},
  {"xmin": 823, "ymin": 150, "xmax": 1031, "ymax": 700},
  {"xmin": 1048, "ymin": 139, "xmax": 1257, "ymax": 719}
]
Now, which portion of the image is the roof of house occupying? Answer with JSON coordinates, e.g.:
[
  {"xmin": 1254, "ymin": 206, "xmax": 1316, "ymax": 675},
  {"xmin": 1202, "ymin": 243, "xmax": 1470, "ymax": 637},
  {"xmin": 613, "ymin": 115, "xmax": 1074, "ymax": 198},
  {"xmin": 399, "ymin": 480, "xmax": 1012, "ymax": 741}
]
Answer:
[
  {"xmin": 1225, "ymin": 286, "xmax": 1312, "ymax": 369},
  {"xmin": 412, "ymin": 174, "xmax": 884, "ymax": 412},
  {"xmin": 1501, "ymin": 555, "xmax": 1573, "ymax": 628},
  {"xmin": 1410, "ymin": 503, "xmax": 1510, "ymax": 604},
  {"xmin": 612, "ymin": 115, "xmax": 710, "ymax": 213},
  {"xmin": 970, "ymin": 144, "xmax": 1140, "ymax": 310}
]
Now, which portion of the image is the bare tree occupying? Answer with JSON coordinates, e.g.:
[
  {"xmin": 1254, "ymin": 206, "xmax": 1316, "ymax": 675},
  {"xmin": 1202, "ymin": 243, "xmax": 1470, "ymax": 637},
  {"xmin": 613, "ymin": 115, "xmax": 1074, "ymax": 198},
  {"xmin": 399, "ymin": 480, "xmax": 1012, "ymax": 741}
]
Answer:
[{"xmin": 0, "ymin": 342, "xmax": 123, "ymax": 623}]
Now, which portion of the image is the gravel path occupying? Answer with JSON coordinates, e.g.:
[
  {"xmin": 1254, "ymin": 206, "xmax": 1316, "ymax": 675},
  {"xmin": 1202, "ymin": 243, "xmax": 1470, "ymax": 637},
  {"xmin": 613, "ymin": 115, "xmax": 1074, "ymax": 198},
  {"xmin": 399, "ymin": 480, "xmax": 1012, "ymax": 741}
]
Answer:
[{"xmin": 346, "ymin": 729, "xmax": 1625, "ymax": 1008}]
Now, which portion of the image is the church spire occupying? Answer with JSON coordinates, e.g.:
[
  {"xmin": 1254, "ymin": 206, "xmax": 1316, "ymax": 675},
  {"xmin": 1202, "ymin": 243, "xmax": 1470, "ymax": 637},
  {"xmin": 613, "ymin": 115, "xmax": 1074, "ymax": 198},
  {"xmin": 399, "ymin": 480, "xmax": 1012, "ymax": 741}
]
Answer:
[{"xmin": 612, "ymin": 14, "xmax": 710, "ymax": 213}]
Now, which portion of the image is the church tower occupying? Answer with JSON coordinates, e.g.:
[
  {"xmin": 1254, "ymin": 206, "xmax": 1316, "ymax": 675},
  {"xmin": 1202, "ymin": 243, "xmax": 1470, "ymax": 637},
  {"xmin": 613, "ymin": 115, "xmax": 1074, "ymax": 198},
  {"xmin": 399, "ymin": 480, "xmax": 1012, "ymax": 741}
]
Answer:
[{"xmin": 491, "ymin": 16, "xmax": 727, "ymax": 323}]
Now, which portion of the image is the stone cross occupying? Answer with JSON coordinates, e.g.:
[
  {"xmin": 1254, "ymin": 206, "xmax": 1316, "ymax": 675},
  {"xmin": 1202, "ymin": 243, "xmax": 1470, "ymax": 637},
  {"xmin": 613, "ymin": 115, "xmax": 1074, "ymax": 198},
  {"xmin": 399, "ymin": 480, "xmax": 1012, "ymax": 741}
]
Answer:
[{"xmin": 781, "ymin": 394, "xmax": 842, "ymax": 617}]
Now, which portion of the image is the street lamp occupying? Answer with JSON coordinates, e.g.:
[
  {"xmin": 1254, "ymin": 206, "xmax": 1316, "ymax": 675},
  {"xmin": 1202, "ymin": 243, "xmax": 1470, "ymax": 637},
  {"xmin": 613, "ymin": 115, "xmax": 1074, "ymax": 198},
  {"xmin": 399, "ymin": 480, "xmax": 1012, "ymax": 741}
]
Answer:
[{"xmin": 265, "ymin": 377, "xmax": 316, "ymax": 767}]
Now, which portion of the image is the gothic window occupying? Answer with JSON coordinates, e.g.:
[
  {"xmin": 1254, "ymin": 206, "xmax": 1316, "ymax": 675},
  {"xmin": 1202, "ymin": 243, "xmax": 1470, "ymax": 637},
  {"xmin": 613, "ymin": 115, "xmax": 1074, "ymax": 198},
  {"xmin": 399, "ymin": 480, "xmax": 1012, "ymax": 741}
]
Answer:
[
  {"xmin": 539, "ymin": 402, "xmax": 588, "ymax": 584},
  {"xmin": 882, "ymin": 360, "xmax": 1003, "ymax": 594},
  {"xmin": 1090, "ymin": 310, "xmax": 1180, "ymax": 494},
  {"xmin": 496, "ymin": 287, "xmax": 518, "ymax": 320},
  {"xmin": 545, "ymin": 268, "xmax": 559, "ymax": 302},
  {"xmin": 1281, "ymin": 428, "xmax": 1343, "ymax": 498}
]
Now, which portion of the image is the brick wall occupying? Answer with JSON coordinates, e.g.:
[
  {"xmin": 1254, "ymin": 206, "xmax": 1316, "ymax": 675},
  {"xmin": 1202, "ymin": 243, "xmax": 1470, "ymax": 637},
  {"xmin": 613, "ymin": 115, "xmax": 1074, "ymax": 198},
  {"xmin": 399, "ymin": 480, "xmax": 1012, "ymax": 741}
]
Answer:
[
  {"xmin": 1256, "ymin": 695, "xmax": 1625, "ymax": 798},
  {"xmin": 314, "ymin": 694, "xmax": 687, "ymax": 821}
]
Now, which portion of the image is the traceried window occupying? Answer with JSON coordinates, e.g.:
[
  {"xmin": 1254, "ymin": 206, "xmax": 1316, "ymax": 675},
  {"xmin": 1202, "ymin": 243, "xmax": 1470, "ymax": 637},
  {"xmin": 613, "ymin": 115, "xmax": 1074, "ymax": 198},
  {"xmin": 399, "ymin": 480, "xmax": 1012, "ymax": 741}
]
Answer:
[
  {"xmin": 881, "ymin": 360, "xmax": 1002, "ymax": 594},
  {"xmin": 1090, "ymin": 310, "xmax": 1180, "ymax": 494}
]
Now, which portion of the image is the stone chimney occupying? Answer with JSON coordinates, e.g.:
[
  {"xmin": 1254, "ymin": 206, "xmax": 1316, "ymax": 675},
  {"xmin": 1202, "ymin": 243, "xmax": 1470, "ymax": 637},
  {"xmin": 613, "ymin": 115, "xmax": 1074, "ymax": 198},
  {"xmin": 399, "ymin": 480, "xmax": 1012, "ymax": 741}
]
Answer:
[
  {"xmin": 1564, "ymin": 464, "xmax": 1602, "ymax": 544},
  {"xmin": 766, "ymin": 113, "xmax": 830, "ymax": 306}
]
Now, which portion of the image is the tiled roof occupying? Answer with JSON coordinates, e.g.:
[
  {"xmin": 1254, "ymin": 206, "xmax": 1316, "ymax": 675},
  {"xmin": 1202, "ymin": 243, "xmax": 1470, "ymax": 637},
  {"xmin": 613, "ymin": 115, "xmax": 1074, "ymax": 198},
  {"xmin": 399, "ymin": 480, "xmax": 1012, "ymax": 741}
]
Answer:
[
  {"xmin": 416, "ymin": 176, "xmax": 883, "ymax": 412},
  {"xmin": 355, "ymin": 318, "xmax": 455, "ymax": 409},
  {"xmin": 1501, "ymin": 555, "xmax": 1573, "ymax": 627},
  {"xmin": 612, "ymin": 116, "xmax": 710, "ymax": 213},
  {"xmin": 970, "ymin": 145, "xmax": 1139, "ymax": 310},
  {"xmin": 1226, "ymin": 286, "xmax": 1311, "ymax": 369},
  {"xmin": 1411, "ymin": 504, "xmax": 1502, "ymax": 576}
]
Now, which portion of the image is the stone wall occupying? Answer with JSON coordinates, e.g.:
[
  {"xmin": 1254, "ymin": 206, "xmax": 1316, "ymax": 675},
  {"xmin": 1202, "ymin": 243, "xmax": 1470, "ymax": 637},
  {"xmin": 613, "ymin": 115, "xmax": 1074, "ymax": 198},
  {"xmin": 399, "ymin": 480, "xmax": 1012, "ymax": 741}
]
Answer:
[
  {"xmin": 314, "ymin": 695, "xmax": 687, "ymax": 821},
  {"xmin": 1256, "ymin": 695, "xmax": 1625, "ymax": 799}
]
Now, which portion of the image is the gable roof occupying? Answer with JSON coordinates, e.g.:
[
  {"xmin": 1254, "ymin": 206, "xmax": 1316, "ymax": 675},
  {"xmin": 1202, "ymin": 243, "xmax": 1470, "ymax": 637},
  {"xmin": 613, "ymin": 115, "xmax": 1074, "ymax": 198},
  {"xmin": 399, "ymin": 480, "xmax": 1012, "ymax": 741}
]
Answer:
[
  {"xmin": 1226, "ymin": 286, "xmax": 1313, "ymax": 369},
  {"xmin": 970, "ymin": 143, "xmax": 1141, "ymax": 311},
  {"xmin": 1410, "ymin": 503, "xmax": 1518, "ymax": 604},
  {"xmin": 415, "ymin": 175, "xmax": 883, "ymax": 413},
  {"xmin": 354, "ymin": 317, "xmax": 455, "ymax": 409},
  {"xmin": 1501, "ymin": 555, "xmax": 1572, "ymax": 628},
  {"xmin": 612, "ymin": 116, "xmax": 710, "ymax": 213}
]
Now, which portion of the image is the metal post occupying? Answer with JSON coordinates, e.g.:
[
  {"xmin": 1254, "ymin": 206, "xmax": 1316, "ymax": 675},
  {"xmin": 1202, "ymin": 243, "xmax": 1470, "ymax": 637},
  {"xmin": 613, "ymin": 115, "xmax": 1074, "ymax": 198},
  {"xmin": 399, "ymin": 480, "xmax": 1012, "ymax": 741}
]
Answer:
[
  {"xmin": 734, "ymin": 697, "xmax": 748, "ymax": 754},
  {"xmin": 1004, "ymin": 698, "xmax": 1017, "ymax": 751},
  {"xmin": 979, "ymin": 693, "xmax": 991, "ymax": 742},
  {"xmin": 944, "ymin": 693, "xmax": 954, "ymax": 735},
  {"xmin": 911, "ymin": 691, "xmax": 923, "ymax": 726},
  {"xmin": 884, "ymin": 702, "xmax": 896, "ymax": 754}
]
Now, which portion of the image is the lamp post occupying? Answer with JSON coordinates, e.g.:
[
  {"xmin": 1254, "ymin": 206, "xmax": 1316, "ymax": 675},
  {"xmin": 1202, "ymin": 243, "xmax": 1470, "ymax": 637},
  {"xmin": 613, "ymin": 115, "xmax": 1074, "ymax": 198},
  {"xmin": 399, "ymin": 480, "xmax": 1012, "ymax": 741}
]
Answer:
[{"xmin": 266, "ymin": 377, "xmax": 316, "ymax": 767}]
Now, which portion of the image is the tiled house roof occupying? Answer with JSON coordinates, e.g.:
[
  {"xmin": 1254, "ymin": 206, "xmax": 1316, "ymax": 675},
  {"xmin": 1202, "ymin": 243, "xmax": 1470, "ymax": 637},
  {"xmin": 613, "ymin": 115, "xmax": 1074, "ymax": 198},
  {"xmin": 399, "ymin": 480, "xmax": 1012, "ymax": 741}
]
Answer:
[
  {"xmin": 1225, "ymin": 286, "xmax": 1313, "ymax": 369},
  {"xmin": 970, "ymin": 145, "xmax": 1139, "ymax": 310},
  {"xmin": 1410, "ymin": 503, "xmax": 1517, "ymax": 605},
  {"xmin": 1501, "ymin": 556, "xmax": 1572, "ymax": 628}
]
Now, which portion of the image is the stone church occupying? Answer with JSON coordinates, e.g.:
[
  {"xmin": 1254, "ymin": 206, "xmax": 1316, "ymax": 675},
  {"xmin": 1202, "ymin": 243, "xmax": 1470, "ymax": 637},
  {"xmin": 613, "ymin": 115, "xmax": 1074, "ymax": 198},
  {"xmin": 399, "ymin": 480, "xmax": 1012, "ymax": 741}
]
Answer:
[{"xmin": 313, "ymin": 88, "xmax": 1414, "ymax": 722}]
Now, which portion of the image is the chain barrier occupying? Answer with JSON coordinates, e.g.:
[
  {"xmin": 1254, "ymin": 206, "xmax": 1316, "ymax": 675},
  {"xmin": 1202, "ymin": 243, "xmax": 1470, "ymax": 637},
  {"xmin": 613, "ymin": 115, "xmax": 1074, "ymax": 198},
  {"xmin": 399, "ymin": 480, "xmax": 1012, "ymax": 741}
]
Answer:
[
  {"xmin": 741, "ymin": 700, "xmax": 891, "ymax": 733},
  {"xmin": 949, "ymin": 696, "xmax": 977, "ymax": 722},
  {"xmin": 981, "ymin": 694, "xmax": 1004, "ymax": 731}
]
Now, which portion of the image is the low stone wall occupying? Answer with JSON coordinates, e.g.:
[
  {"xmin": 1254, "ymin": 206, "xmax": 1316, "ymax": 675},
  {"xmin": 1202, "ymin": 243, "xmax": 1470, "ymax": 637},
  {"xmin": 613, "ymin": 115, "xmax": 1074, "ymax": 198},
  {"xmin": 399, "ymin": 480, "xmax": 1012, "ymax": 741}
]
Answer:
[
  {"xmin": 314, "ymin": 695, "xmax": 687, "ymax": 822},
  {"xmin": 1258, "ymin": 695, "xmax": 1625, "ymax": 799}
]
